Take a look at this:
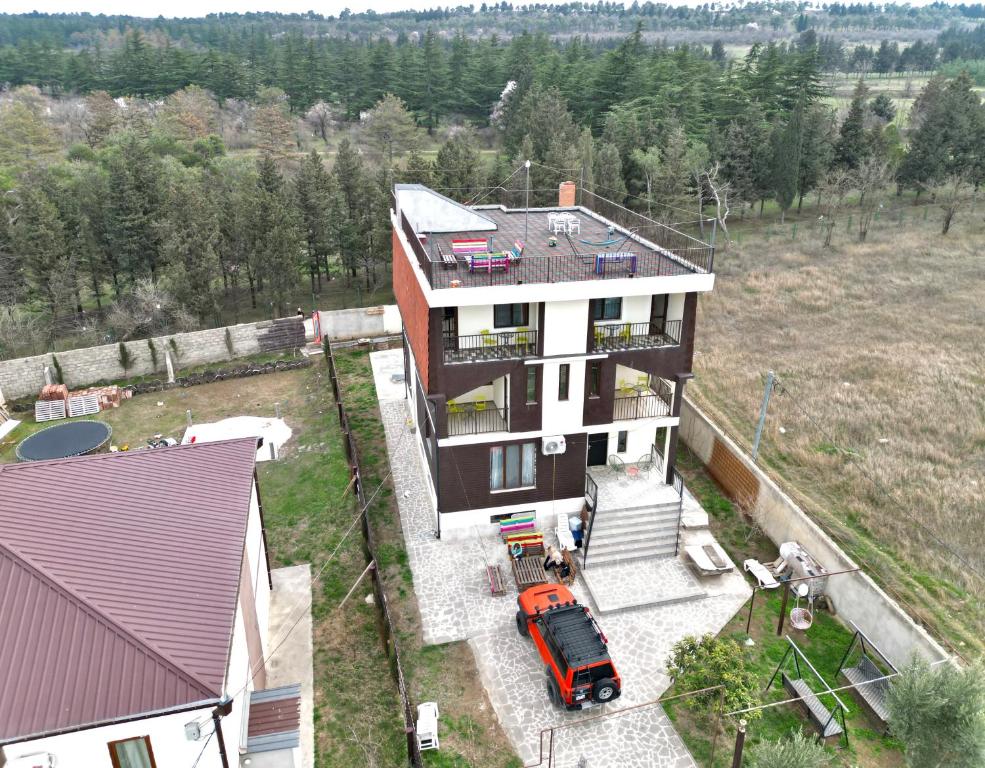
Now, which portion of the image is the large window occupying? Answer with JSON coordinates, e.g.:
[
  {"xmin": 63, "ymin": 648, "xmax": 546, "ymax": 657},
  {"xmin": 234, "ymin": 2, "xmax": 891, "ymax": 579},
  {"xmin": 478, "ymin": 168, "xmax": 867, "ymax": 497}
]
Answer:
[
  {"xmin": 592, "ymin": 298, "xmax": 622, "ymax": 321},
  {"xmin": 108, "ymin": 737, "xmax": 157, "ymax": 768},
  {"xmin": 617, "ymin": 431, "xmax": 628, "ymax": 453},
  {"xmin": 494, "ymin": 303, "xmax": 529, "ymax": 328},
  {"xmin": 558, "ymin": 364, "xmax": 570, "ymax": 401},
  {"xmin": 490, "ymin": 443, "xmax": 536, "ymax": 491}
]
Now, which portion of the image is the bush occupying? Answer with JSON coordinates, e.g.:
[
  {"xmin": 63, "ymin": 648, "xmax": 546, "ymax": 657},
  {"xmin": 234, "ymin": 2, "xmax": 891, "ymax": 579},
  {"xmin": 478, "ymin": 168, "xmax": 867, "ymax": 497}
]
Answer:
[
  {"xmin": 886, "ymin": 657, "xmax": 985, "ymax": 768},
  {"xmin": 224, "ymin": 327, "xmax": 235, "ymax": 357},
  {"xmin": 749, "ymin": 730, "xmax": 832, "ymax": 768},
  {"xmin": 51, "ymin": 355, "xmax": 64, "ymax": 385},
  {"xmin": 117, "ymin": 341, "xmax": 134, "ymax": 372},
  {"xmin": 666, "ymin": 633, "xmax": 760, "ymax": 717},
  {"xmin": 147, "ymin": 338, "xmax": 159, "ymax": 371}
]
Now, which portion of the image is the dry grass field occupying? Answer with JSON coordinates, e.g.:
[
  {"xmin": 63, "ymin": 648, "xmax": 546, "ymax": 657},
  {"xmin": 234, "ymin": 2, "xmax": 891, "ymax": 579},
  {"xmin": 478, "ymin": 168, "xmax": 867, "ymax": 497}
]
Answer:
[{"xmin": 689, "ymin": 205, "xmax": 985, "ymax": 658}]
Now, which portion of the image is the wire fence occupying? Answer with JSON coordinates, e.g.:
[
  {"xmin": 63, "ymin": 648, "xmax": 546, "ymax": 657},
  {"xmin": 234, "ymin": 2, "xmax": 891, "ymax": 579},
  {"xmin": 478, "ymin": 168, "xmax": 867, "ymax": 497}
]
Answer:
[{"xmin": 324, "ymin": 336, "xmax": 423, "ymax": 768}]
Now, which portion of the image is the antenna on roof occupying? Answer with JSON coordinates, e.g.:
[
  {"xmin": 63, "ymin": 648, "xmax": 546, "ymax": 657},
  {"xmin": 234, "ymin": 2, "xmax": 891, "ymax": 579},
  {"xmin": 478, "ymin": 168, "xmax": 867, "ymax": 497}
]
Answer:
[{"xmin": 524, "ymin": 159, "xmax": 531, "ymax": 243}]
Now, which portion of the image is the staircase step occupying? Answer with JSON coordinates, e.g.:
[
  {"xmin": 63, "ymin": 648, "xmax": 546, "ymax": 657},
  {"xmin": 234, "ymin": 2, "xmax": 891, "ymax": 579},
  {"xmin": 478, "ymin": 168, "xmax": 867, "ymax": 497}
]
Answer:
[
  {"xmin": 586, "ymin": 542, "xmax": 679, "ymax": 567},
  {"xmin": 588, "ymin": 534, "xmax": 679, "ymax": 559},
  {"xmin": 590, "ymin": 505, "xmax": 680, "ymax": 527},
  {"xmin": 589, "ymin": 519, "xmax": 680, "ymax": 545}
]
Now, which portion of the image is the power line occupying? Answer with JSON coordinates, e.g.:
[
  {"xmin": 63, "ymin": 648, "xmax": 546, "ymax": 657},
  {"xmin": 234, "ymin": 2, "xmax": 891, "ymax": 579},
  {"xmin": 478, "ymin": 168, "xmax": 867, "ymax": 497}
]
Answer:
[{"xmin": 772, "ymin": 378, "xmax": 985, "ymax": 584}]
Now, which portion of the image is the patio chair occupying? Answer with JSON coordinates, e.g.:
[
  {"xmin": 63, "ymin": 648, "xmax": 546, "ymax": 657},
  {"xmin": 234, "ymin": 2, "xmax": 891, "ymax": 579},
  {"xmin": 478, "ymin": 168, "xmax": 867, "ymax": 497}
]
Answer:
[
  {"xmin": 473, "ymin": 400, "xmax": 487, "ymax": 412},
  {"xmin": 608, "ymin": 454, "xmax": 625, "ymax": 475},
  {"xmin": 447, "ymin": 399, "xmax": 463, "ymax": 414},
  {"xmin": 416, "ymin": 702, "xmax": 440, "ymax": 751},
  {"xmin": 635, "ymin": 452, "xmax": 655, "ymax": 476}
]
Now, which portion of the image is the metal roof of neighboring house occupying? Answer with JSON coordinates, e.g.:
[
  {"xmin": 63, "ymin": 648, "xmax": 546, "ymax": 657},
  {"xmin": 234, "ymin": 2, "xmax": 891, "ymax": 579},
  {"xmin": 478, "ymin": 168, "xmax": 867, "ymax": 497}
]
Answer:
[
  {"xmin": 246, "ymin": 684, "xmax": 301, "ymax": 754},
  {"xmin": 395, "ymin": 183, "xmax": 497, "ymax": 234},
  {"xmin": 0, "ymin": 438, "xmax": 261, "ymax": 743}
]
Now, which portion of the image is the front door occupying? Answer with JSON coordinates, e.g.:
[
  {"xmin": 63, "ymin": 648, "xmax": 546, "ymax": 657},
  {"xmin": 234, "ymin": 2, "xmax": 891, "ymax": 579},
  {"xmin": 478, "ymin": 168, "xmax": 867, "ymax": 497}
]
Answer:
[{"xmin": 587, "ymin": 433, "xmax": 608, "ymax": 466}]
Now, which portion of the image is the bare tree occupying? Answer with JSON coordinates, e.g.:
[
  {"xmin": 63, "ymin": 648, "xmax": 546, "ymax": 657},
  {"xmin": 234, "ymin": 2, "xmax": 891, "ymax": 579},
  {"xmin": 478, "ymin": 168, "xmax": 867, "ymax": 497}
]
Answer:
[
  {"xmin": 854, "ymin": 158, "xmax": 891, "ymax": 242},
  {"xmin": 816, "ymin": 168, "xmax": 854, "ymax": 247},
  {"xmin": 698, "ymin": 162, "xmax": 732, "ymax": 248},
  {"xmin": 924, "ymin": 173, "xmax": 973, "ymax": 235},
  {"xmin": 305, "ymin": 101, "xmax": 339, "ymax": 144}
]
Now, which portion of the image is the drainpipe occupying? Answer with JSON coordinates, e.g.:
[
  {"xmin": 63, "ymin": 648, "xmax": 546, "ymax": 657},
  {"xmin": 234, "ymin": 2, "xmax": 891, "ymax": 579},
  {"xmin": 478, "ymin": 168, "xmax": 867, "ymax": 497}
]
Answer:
[{"xmin": 212, "ymin": 697, "xmax": 234, "ymax": 768}]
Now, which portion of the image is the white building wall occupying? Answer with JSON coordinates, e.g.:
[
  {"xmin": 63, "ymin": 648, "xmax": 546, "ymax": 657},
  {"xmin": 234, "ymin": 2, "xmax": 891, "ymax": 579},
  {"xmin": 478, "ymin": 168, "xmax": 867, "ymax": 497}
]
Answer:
[
  {"xmin": 455, "ymin": 303, "xmax": 537, "ymax": 337},
  {"xmin": 437, "ymin": 495, "xmax": 587, "ymax": 541},
  {"xmin": 541, "ymin": 300, "xmax": 589, "ymax": 356},
  {"xmin": 541, "ymin": 360, "xmax": 586, "ymax": 435},
  {"xmin": 247, "ymin": 483, "xmax": 271, "ymax": 657}
]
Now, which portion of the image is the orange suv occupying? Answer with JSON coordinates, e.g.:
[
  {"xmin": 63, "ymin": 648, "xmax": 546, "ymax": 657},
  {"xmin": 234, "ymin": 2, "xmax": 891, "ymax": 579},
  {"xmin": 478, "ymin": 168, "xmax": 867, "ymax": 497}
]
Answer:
[{"xmin": 516, "ymin": 583, "xmax": 621, "ymax": 709}]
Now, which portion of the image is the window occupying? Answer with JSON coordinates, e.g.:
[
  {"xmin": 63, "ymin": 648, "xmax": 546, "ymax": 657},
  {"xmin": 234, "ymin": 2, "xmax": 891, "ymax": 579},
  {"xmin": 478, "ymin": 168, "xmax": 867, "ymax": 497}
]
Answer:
[
  {"xmin": 494, "ymin": 303, "xmax": 529, "ymax": 328},
  {"xmin": 588, "ymin": 362, "xmax": 601, "ymax": 398},
  {"xmin": 558, "ymin": 364, "xmax": 570, "ymax": 401},
  {"xmin": 108, "ymin": 737, "xmax": 157, "ymax": 768},
  {"xmin": 592, "ymin": 298, "xmax": 622, "ymax": 321},
  {"xmin": 617, "ymin": 431, "xmax": 628, "ymax": 453},
  {"xmin": 526, "ymin": 366, "xmax": 538, "ymax": 404},
  {"xmin": 490, "ymin": 442, "xmax": 536, "ymax": 491}
]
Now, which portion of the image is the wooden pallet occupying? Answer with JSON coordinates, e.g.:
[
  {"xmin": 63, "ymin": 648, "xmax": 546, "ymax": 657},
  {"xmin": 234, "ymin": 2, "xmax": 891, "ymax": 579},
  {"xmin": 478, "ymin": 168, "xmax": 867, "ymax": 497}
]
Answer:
[
  {"xmin": 35, "ymin": 400, "xmax": 66, "ymax": 422},
  {"xmin": 67, "ymin": 394, "xmax": 101, "ymax": 418},
  {"xmin": 512, "ymin": 556, "xmax": 548, "ymax": 590},
  {"xmin": 486, "ymin": 564, "xmax": 506, "ymax": 596}
]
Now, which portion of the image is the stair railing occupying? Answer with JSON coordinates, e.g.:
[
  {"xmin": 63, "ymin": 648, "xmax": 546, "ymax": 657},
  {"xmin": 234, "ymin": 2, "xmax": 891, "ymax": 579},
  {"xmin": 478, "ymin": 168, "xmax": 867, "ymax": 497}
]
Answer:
[{"xmin": 583, "ymin": 472, "xmax": 599, "ymax": 568}]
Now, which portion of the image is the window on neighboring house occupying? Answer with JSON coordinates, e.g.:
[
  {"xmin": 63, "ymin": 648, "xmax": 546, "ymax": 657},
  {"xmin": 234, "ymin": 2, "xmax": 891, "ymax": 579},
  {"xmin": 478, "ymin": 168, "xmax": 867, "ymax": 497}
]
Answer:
[
  {"xmin": 108, "ymin": 737, "xmax": 157, "ymax": 768},
  {"xmin": 617, "ymin": 431, "xmax": 628, "ymax": 453},
  {"xmin": 588, "ymin": 362, "xmax": 602, "ymax": 398},
  {"xmin": 558, "ymin": 364, "xmax": 570, "ymax": 401},
  {"xmin": 526, "ymin": 366, "xmax": 538, "ymax": 404},
  {"xmin": 591, "ymin": 298, "xmax": 622, "ymax": 321},
  {"xmin": 490, "ymin": 442, "xmax": 537, "ymax": 491},
  {"xmin": 494, "ymin": 303, "xmax": 529, "ymax": 328}
]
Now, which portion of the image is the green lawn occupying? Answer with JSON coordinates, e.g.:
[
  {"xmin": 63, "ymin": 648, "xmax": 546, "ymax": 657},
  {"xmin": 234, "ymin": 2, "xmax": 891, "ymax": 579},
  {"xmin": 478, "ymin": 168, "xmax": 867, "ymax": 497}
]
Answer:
[{"xmin": 665, "ymin": 452, "xmax": 905, "ymax": 768}]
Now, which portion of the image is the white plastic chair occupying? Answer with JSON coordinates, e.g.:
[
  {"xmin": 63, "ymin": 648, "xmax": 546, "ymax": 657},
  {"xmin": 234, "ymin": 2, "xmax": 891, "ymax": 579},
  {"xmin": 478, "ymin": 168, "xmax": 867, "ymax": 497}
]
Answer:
[
  {"xmin": 555, "ymin": 513, "xmax": 576, "ymax": 551},
  {"xmin": 416, "ymin": 702, "xmax": 439, "ymax": 751}
]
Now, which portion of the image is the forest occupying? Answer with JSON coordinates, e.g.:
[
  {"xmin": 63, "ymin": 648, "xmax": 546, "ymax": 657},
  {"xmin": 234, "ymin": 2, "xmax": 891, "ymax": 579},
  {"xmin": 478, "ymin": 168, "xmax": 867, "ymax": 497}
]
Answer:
[{"xmin": 0, "ymin": 10, "xmax": 984, "ymax": 358}]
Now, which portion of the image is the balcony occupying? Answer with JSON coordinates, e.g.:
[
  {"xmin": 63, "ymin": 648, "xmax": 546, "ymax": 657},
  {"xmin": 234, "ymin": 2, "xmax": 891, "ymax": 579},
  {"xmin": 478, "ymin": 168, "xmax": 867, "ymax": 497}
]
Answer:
[
  {"xmin": 443, "ymin": 329, "xmax": 538, "ymax": 364},
  {"xmin": 445, "ymin": 400, "xmax": 509, "ymax": 436},
  {"xmin": 592, "ymin": 320, "xmax": 681, "ymax": 353},
  {"xmin": 613, "ymin": 378, "xmax": 673, "ymax": 421}
]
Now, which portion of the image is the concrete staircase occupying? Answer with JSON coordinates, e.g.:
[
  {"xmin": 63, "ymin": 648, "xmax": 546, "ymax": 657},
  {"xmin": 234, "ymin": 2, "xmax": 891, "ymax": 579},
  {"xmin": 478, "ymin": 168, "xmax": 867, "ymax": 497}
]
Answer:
[{"xmin": 584, "ymin": 501, "xmax": 682, "ymax": 568}]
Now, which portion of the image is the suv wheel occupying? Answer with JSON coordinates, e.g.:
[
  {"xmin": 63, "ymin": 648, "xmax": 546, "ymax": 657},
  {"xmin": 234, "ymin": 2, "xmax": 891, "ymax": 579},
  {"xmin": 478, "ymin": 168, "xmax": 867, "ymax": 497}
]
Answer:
[
  {"xmin": 593, "ymin": 678, "xmax": 618, "ymax": 703},
  {"xmin": 545, "ymin": 670, "xmax": 561, "ymax": 707},
  {"xmin": 515, "ymin": 611, "xmax": 529, "ymax": 637}
]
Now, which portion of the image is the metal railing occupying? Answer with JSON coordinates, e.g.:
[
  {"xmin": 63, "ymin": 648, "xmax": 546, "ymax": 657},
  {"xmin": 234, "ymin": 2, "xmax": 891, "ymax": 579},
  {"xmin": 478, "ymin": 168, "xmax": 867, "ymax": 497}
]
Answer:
[
  {"xmin": 592, "ymin": 319, "xmax": 681, "ymax": 352},
  {"xmin": 613, "ymin": 387, "xmax": 673, "ymax": 421},
  {"xmin": 443, "ymin": 329, "xmax": 538, "ymax": 363},
  {"xmin": 671, "ymin": 463, "xmax": 684, "ymax": 555},
  {"xmin": 583, "ymin": 472, "xmax": 599, "ymax": 568},
  {"xmin": 445, "ymin": 401, "xmax": 508, "ymax": 436}
]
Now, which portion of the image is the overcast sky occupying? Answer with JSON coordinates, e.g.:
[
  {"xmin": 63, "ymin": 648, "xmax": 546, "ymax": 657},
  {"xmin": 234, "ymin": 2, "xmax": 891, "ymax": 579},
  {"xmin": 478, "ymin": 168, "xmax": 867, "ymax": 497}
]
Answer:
[{"xmin": 1, "ymin": 0, "xmax": 949, "ymax": 17}]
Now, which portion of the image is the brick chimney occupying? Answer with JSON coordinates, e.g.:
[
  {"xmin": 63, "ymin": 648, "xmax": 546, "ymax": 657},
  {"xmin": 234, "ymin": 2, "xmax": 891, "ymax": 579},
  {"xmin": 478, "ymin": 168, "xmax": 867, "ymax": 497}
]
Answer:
[{"xmin": 558, "ymin": 181, "xmax": 576, "ymax": 207}]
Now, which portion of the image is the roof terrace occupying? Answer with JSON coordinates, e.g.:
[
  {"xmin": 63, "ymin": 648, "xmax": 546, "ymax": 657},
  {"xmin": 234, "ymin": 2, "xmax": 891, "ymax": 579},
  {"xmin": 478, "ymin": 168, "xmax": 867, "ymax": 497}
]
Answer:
[{"xmin": 395, "ymin": 185, "xmax": 715, "ymax": 292}]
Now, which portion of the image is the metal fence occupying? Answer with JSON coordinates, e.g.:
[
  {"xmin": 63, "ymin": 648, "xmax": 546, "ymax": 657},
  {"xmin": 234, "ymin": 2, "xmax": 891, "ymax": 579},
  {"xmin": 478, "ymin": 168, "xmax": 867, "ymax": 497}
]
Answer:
[{"xmin": 325, "ymin": 338, "xmax": 423, "ymax": 768}]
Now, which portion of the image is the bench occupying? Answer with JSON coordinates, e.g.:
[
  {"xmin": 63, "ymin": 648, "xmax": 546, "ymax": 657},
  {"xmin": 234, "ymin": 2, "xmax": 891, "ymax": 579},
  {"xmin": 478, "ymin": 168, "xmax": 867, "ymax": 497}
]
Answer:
[
  {"xmin": 841, "ymin": 654, "xmax": 891, "ymax": 729},
  {"xmin": 469, "ymin": 253, "xmax": 510, "ymax": 273},
  {"xmin": 486, "ymin": 564, "xmax": 506, "ymax": 596},
  {"xmin": 782, "ymin": 673, "xmax": 844, "ymax": 742},
  {"xmin": 594, "ymin": 251, "xmax": 637, "ymax": 275},
  {"xmin": 436, "ymin": 242, "xmax": 457, "ymax": 269}
]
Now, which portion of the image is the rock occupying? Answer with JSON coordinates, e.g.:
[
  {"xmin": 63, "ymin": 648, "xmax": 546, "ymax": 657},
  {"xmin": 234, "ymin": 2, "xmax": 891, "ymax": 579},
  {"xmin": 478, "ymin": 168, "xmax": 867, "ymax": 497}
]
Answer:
[{"xmin": 364, "ymin": 593, "xmax": 375, "ymax": 605}]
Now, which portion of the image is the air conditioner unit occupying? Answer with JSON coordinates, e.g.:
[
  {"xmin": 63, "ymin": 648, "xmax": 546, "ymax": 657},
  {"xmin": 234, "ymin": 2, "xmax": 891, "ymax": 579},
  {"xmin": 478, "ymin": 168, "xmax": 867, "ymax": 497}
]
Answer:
[
  {"xmin": 9, "ymin": 754, "xmax": 56, "ymax": 768},
  {"xmin": 542, "ymin": 435, "xmax": 566, "ymax": 455}
]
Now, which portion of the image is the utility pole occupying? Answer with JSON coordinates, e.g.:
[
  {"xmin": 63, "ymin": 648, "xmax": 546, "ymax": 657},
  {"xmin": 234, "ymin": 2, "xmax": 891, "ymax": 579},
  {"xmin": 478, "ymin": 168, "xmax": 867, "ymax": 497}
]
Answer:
[
  {"xmin": 731, "ymin": 719, "xmax": 747, "ymax": 768},
  {"xmin": 524, "ymin": 159, "xmax": 531, "ymax": 243},
  {"xmin": 751, "ymin": 370, "xmax": 776, "ymax": 463}
]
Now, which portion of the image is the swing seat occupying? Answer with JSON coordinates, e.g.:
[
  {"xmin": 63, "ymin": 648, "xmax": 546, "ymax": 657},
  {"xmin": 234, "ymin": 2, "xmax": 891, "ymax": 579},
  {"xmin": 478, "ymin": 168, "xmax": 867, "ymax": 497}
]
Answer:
[{"xmin": 790, "ymin": 606, "xmax": 813, "ymax": 630}]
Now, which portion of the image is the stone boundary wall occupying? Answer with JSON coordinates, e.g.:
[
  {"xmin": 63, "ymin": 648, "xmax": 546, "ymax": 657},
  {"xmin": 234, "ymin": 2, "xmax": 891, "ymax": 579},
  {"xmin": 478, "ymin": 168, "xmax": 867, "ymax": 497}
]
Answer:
[
  {"xmin": 0, "ymin": 306, "xmax": 404, "ymax": 401},
  {"xmin": 680, "ymin": 397, "xmax": 949, "ymax": 669}
]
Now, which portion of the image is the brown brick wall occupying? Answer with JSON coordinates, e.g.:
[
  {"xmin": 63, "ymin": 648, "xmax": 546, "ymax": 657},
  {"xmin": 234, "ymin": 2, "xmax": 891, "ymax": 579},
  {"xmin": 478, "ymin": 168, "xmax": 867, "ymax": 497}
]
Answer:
[
  {"xmin": 392, "ymin": 229, "xmax": 430, "ymax": 390},
  {"xmin": 438, "ymin": 433, "xmax": 587, "ymax": 513},
  {"xmin": 708, "ymin": 437, "xmax": 760, "ymax": 510}
]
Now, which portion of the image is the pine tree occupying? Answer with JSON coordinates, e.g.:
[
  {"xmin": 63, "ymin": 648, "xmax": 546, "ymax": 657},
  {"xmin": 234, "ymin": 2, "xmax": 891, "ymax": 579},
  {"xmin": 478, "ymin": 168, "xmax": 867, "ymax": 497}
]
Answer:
[
  {"xmin": 295, "ymin": 150, "xmax": 333, "ymax": 292},
  {"xmin": 771, "ymin": 98, "xmax": 805, "ymax": 223},
  {"xmin": 834, "ymin": 80, "xmax": 869, "ymax": 170}
]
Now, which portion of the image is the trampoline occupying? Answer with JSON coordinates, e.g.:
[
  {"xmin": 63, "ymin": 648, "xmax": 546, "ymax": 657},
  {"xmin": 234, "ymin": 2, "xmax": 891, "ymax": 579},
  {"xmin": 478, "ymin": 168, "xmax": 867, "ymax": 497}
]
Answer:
[{"xmin": 16, "ymin": 420, "xmax": 112, "ymax": 462}]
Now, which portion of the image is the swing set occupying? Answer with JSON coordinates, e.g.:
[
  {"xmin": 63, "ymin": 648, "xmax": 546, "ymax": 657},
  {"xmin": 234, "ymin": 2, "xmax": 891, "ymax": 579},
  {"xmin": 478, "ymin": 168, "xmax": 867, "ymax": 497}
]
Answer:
[
  {"xmin": 834, "ymin": 621, "xmax": 899, "ymax": 731},
  {"xmin": 766, "ymin": 636, "xmax": 850, "ymax": 747}
]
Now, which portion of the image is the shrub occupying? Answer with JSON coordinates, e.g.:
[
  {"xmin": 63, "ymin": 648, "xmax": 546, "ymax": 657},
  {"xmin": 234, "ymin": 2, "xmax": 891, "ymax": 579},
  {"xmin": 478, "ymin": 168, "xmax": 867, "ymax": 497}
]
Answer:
[
  {"xmin": 50, "ymin": 355, "xmax": 64, "ymax": 385},
  {"xmin": 749, "ymin": 730, "xmax": 832, "ymax": 768},
  {"xmin": 168, "ymin": 337, "xmax": 181, "ymax": 364},
  {"xmin": 666, "ymin": 634, "xmax": 760, "ymax": 717},
  {"xmin": 224, "ymin": 327, "xmax": 235, "ymax": 357},
  {"xmin": 886, "ymin": 657, "xmax": 985, "ymax": 768},
  {"xmin": 147, "ymin": 339, "xmax": 158, "ymax": 371},
  {"xmin": 117, "ymin": 342, "xmax": 134, "ymax": 372}
]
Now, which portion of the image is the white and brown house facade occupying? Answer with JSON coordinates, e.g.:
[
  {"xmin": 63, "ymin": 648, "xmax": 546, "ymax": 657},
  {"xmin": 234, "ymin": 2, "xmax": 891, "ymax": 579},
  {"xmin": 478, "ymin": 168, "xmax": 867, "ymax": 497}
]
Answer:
[{"xmin": 392, "ymin": 182, "xmax": 716, "ymax": 551}]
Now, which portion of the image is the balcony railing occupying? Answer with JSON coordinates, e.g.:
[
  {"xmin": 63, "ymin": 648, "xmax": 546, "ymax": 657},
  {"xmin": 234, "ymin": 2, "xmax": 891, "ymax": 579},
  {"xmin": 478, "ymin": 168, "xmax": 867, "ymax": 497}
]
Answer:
[
  {"xmin": 592, "ymin": 320, "xmax": 681, "ymax": 352},
  {"xmin": 613, "ymin": 383, "xmax": 673, "ymax": 421},
  {"xmin": 445, "ymin": 401, "xmax": 508, "ymax": 436},
  {"xmin": 443, "ymin": 329, "xmax": 538, "ymax": 364}
]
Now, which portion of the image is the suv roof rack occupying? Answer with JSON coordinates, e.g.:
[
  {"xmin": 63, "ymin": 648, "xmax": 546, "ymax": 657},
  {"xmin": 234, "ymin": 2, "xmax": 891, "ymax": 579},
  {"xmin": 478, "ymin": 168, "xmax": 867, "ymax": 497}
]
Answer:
[{"xmin": 541, "ymin": 603, "xmax": 610, "ymax": 668}]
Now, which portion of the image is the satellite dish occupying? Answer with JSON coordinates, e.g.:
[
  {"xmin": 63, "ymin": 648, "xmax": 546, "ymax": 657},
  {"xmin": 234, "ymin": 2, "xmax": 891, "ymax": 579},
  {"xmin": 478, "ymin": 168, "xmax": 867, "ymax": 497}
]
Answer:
[{"xmin": 796, "ymin": 583, "xmax": 810, "ymax": 598}]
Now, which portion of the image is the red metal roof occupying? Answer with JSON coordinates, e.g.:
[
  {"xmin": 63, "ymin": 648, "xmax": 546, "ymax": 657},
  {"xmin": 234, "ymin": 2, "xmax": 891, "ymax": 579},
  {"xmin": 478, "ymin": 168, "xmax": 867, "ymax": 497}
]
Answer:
[{"xmin": 0, "ymin": 438, "xmax": 261, "ymax": 743}]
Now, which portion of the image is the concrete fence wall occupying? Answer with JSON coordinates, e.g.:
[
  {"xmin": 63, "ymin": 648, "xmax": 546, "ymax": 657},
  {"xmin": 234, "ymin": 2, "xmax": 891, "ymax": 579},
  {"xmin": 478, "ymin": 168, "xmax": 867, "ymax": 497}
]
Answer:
[
  {"xmin": 0, "ymin": 306, "xmax": 403, "ymax": 400},
  {"xmin": 680, "ymin": 397, "xmax": 949, "ymax": 669}
]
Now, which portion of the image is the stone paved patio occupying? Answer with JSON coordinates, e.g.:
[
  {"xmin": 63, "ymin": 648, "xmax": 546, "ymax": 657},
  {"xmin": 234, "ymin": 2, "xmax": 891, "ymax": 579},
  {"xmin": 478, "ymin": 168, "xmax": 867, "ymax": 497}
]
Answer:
[
  {"xmin": 370, "ymin": 349, "xmax": 752, "ymax": 767},
  {"xmin": 582, "ymin": 557, "xmax": 708, "ymax": 614}
]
